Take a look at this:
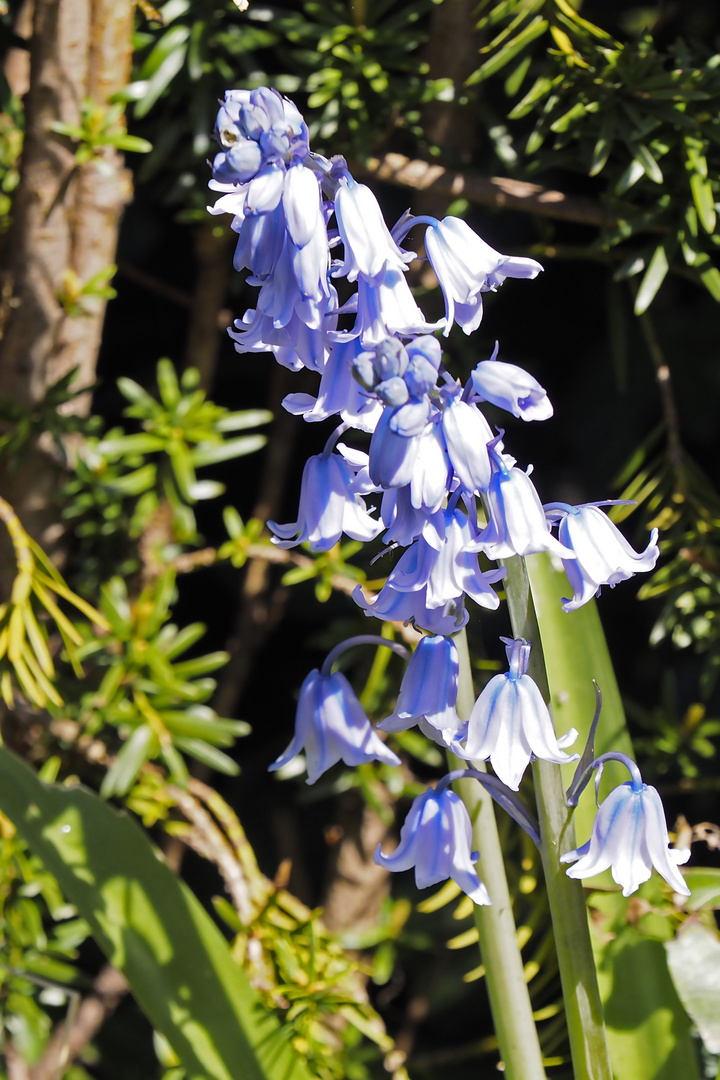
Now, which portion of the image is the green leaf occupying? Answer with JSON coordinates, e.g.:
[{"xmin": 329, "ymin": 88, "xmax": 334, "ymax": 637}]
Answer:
[
  {"xmin": 590, "ymin": 110, "xmax": 615, "ymax": 177},
  {"xmin": 109, "ymin": 134, "xmax": 153, "ymax": 154},
  {"xmin": 591, "ymin": 921, "xmax": 699, "ymax": 1080},
  {"xmin": 98, "ymin": 433, "xmax": 165, "ymax": 457},
  {"xmin": 172, "ymin": 737, "xmax": 240, "ymax": 774},
  {"xmin": 0, "ymin": 747, "xmax": 313, "ymax": 1080},
  {"xmin": 101, "ymin": 724, "xmax": 158, "ymax": 798},
  {"xmin": 689, "ymin": 174, "xmax": 716, "ymax": 234},
  {"xmin": 634, "ymin": 243, "xmax": 669, "ymax": 315},
  {"xmin": 215, "ymin": 409, "xmax": 273, "ymax": 432},
  {"xmin": 526, "ymin": 552, "xmax": 634, "ymax": 843},
  {"xmin": 683, "ymin": 867, "xmax": 720, "ymax": 910},
  {"xmin": 528, "ymin": 555, "xmax": 698, "ymax": 1079},
  {"xmin": 665, "ymin": 924, "xmax": 720, "ymax": 1056},
  {"xmin": 191, "ymin": 435, "xmax": 267, "ymax": 467},
  {"xmin": 634, "ymin": 143, "xmax": 664, "ymax": 185},
  {"xmin": 466, "ymin": 16, "xmax": 548, "ymax": 85},
  {"xmin": 156, "ymin": 358, "xmax": 181, "ymax": 409}
]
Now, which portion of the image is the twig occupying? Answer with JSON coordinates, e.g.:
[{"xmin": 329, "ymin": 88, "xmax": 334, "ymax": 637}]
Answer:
[
  {"xmin": 28, "ymin": 964, "xmax": 128, "ymax": 1080},
  {"xmin": 357, "ymin": 153, "xmax": 614, "ymax": 228}
]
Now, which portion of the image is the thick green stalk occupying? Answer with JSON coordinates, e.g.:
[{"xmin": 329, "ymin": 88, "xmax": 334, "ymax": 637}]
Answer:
[
  {"xmin": 502, "ymin": 556, "xmax": 613, "ymax": 1080},
  {"xmin": 451, "ymin": 628, "xmax": 547, "ymax": 1080}
]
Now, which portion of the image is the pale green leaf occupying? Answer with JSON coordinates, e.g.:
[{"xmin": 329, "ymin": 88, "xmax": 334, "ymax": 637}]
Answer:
[{"xmin": 0, "ymin": 747, "xmax": 313, "ymax": 1080}]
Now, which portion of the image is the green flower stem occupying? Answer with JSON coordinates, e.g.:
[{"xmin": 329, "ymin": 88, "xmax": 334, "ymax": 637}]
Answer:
[
  {"xmin": 451, "ymin": 628, "xmax": 547, "ymax": 1080},
  {"xmin": 502, "ymin": 555, "xmax": 613, "ymax": 1080}
]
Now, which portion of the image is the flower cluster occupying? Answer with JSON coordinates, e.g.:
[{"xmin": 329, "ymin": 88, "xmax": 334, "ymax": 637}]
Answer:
[{"xmin": 210, "ymin": 87, "xmax": 687, "ymax": 905}]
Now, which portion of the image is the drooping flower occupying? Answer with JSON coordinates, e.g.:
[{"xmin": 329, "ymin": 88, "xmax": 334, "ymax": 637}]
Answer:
[
  {"xmin": 268, "ymin": 445, "xmax": 382, "ymax": 551},
  {"xmin": 333, "ymin": 178, "xmax": 414, "ymax": 282},
  {"xmin": 561, "ymin": 777, "xmax": 690, "ymax": 897},
  {"xmin": 544, "ymin": 503, "xmax": 660, "ymax": 612},
  {"xmin": 269, "ymin": 668, "xmax": 400, "ymax": 784},
  {"xmin": 378, "ymin": 634, "xmax": 465, "ymax": 746},
  {"xmin": 423, "ymin": 216, "xmax": 543, "ymax": 336},
  {"xmin": 283, "ymin": 336, "xmax": 383, "ymax": 431},
  {"xmin": 374, "ymin": 785, "xmax": 491, "ymax": 904},
  {"xmin": 478, "ymin": 444, "xmax": 575, "ymax": 560},
  {"xmin": 384, "ymin": 507, "xmax": 505, "ymax": 613},
  {"xmin": 213, "ymin": 87, "xmax": 310, "ymax": 181},
  {"xmin": 471, "ymin": 347, "xmax": 553, "ymax": 422},
  {"xmin": 441, "ymin": 392, "xmax": 494, "ymax": 494},
  {"xmin": 353, "ymin": 580, "xmax": 469, "ymax": 637},
  {"xmin": 459, "ymin": 637, "xmax": 578, "ymax": 790}
]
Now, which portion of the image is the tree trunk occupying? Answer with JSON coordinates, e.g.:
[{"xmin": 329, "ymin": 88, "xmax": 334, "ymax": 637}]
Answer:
[{"xmin": 0, "ymin": 0, "xmax": 135, "ymax": 547}]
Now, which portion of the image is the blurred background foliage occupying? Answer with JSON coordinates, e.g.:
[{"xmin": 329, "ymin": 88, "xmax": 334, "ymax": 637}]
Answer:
[{"xmin": 0, "ymin": 1, "xmax": 719, "ymax": 1078}]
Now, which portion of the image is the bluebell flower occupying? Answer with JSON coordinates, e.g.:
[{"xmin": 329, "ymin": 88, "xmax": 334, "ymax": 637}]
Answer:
[
  {"xmin": 270, "ymin": 668, "xmax": 401, "ymax": 784},
  {"xmin": 459, "ymin": 637, "xmax": 578, "ymax": 790},
  {"xmin": 409, "ymin": 423, "xmax": 453, "ymax": 514},
  {"xmin": 369, "ymin": 406, "xmax": 423, "ymax": 489},
  {"xmin": 385, "ymin": 507, "xmax": 504, "ymax": 614},
  {"xmin": 353, "ymin": 580, "xmax": 469, "ymax": 637},
  {"xmin": 283, "ymin": 337, "xmax": 382, "ymax": 431},
  {"xmin": 355, "ymin": 268, "xmax": 443, "ymax": 345},
  {"xmin": 213, "ymin": 88, "xmax": 309, "ymax": 181},
  {"xmin": 333, "ymin": 178, "xmax": 414, "ymax": 282},
  {"xmin": 232, "ymin": 204, "xmax": 285, "ymax": 279},
  {"xmin": 471, "ymin": 347, "xmax": 553, "ymax": 422},
  {"xmin": 229, "ymin": 295, "xmax": 335, "ymax": 373},
  {"xmin": 374, "ymin": 786, "xmax": 491, "ymax": 904},
  {"xmin": 423, "ymin": 216, "xmax": 543, "ymax": 336},
  {"xmin": 441, "ymin": 392, "xmax": 494, "ymax": 493},
  {"xmin": 544, "ymin": 503, "xmax": 660, "ymax": 612},
  {"xmin": 379, "ymin": 634, "xmax": 464, "ymax": 746},
  {"xmin": 561, "ymin": 778, "xmax": 690, "ymax": 896},
  {"xmin": 478, "ymin": 445, "xmax": 575, "ymax": 560},
  {"xmin": 268, "ymin": 447, "xmax": 382, "ymax": 551},
  {"xmin": 380, "ymin": 485, "xmax": 429, "ymax": 547}
]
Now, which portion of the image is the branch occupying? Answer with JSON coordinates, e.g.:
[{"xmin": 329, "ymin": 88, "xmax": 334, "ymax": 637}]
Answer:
[
  {"xmin": 29, "ymin": 964, "xmax": 128, "ymax": 1080},
  {"xmin": 357, "ymin": 153, "xmax": 612, "ymax": 228}
]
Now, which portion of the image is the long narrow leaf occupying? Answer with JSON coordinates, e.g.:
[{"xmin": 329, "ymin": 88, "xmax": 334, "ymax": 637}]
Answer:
[{"xmin": 0, "ymin": 748, "xmax": 313, "ymax": 1080}]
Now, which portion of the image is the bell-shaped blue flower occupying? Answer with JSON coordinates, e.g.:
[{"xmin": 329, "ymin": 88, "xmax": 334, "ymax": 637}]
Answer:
[
  {"xmin": 424, "ymin": 216, "xmax": 543, "ymax": 336},
  {"xmin": 369, "ymin": 406, "xmax": 423, "ymax": 489},
  {"xmin": 270, "ymin": 668, "xmax": 401, "ymax": 784},
  {"xmin": 355, "ymin": 268, "xmax": 443, "ymax": 345},
  {"xmin": 478, "ymin": 446, "xmax": 575, "ymax": 560},
  {"xmin": 353, "ymin": 580, "xmax": 469, "ymax": 637},
  {"xmin": 268, "ymin": 447, "xmax": 382, "ymax": 551},
  {"xmin": 544, "ymin": 503, "xmax": 660, "ymax": 612},
  {"xmin": 375, "ymin": 786, "xmax": 490, "ymax": 903},
  {"xmin": 561, "ymin": 778, "xmax": 690, "ymax": 897},
  {"xmin": 384, "ymin": 507, "xmax": 504, "ymax": 615},
  {"xmin": 379, "ymin": 634, "xmax": 464, "ymax": 747},
  {"xmin": 333, "ymin": 178, "xmax": 413, "ymax": 282},
  {"xmin": 441, "ymin": 394, "xmax": 494, "ymax": 494},
  {"xmin": 459, "ymin": 637, "xmax": 578, "ymax": 790},
  {"xmin": 471, "ymin": 349, "xmax": 553, "ymax": 422}
]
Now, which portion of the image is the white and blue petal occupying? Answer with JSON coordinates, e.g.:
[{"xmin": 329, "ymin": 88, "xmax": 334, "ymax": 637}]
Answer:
[
  {"xmin": 270, "ymin": 669, "xmax": 400, "ymax": 784},
  {"xmin": 561, "ymin": 781, "xmax": 690, "ymax": 896},
  {"xmin": 374, "ymin": 787, "xmax": 490, "ymax": 904},
  {"xmin": 472, "ymin": 355, "xmax": 553, "ymax": 422}
]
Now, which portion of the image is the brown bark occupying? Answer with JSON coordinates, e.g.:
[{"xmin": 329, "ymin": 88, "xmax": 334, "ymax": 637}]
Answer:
[
  {"xmin": 184, "ymin": 223, "xmax": 233, "ymax": 392},
  {"xmin": 0, "ymin": 0, "xmax": 135, "ymax": 549},
  {"xmin": 421, "ymin": 0, "xmax": 481, "ymax": 162},
  {"xmin": 0, "ymin": 0, "xmax": 135, "ymax": 407},
  {"xmin": 321, "ymin": 789, "xmax": 394, "ymax": 933}
]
